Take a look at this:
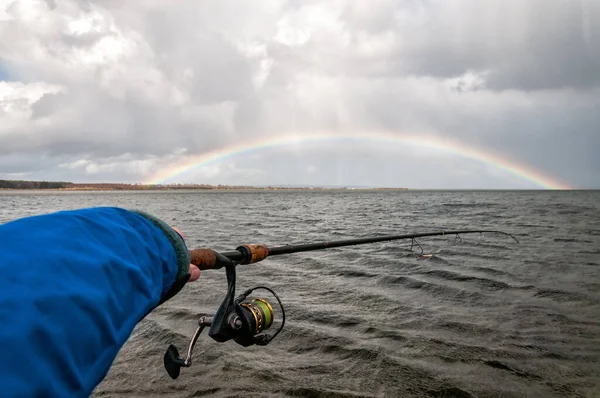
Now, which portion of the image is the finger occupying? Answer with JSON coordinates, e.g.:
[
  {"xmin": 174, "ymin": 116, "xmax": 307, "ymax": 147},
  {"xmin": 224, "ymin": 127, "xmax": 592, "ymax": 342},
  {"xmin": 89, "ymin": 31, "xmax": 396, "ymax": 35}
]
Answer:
[
  {"xmin": 189, "ymin": 264, "xmax": 201, "ymax": 282},
  {"xmin": 172, "ymin": 226, "xmax": 185, "ymax": 240}
]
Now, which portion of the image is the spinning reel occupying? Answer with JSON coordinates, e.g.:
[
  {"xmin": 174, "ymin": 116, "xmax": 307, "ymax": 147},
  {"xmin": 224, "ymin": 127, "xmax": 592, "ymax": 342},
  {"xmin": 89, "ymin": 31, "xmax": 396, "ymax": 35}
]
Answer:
[{"xmin": 163, "ymin": 247, "xmax": 285, "ymax": 379}]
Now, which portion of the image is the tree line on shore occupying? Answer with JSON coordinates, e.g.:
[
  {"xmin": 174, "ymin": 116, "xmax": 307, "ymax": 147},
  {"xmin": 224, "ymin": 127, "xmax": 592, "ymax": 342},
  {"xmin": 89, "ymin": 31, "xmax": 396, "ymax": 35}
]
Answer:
[
  {"xmin": 0, "ymin": 180, "xmax": 226, "ymax": 190},
  {"xmin": 0, "ymin": 180, "xmax": 73, "ymax": 189},
  {"xmin": 0, "ymin": 180, "xmax": 329, "ymax": 190}
]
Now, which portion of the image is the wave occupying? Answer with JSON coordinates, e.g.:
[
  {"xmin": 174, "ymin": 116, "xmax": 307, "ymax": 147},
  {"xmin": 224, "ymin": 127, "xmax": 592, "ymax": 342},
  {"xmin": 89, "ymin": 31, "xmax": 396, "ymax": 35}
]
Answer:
[
  {"xmin": 332, "ymin": 269, "xmax": 378, "ymax": 278},
  {"xmin": 534, "ymin": 288, "xmax": 600, "ymax": 304},
  {"xmin": 426, "ymin": 387, "xmax": 474, "ymax": 398},
  {"xmin": 284, "ymin": 387, "xmax": 377, "ymax": 397},
  {"xmin": 419, "ymin": 269, "xmax": 511, "ymax": 290}
]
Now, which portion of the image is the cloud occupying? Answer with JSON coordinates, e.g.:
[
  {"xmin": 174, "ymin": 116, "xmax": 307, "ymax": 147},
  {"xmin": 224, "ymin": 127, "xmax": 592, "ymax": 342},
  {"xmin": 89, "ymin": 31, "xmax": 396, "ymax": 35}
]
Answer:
[
  {"xmin": 338, "ymin": 0, "xmax": 600, "ymax": 91},
  {"xmin": 0, "ymin": 0, "xmax": 598, "ymax": 188}
]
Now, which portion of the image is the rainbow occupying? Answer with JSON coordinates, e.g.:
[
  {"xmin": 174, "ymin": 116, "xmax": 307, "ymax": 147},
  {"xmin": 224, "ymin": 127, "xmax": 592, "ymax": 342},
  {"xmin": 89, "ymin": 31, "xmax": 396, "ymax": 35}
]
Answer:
[{"xmin": 143, "ymin": 132, "xmax": 571, "ymax": 189}]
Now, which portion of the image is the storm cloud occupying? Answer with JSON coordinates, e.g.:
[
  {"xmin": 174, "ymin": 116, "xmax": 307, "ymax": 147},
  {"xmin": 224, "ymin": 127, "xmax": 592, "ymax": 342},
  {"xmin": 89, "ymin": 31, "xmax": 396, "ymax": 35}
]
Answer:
[{"xmin": 0, "ymin": 0, "xmax": 598, "ymax": 188}]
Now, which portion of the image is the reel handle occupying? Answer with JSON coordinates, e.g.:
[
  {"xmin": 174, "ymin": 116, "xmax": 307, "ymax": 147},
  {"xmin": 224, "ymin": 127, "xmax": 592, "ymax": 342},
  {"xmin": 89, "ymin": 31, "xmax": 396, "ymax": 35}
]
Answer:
[{"xmin": 164, "ymin": 316, "xmax": 212, "ymax": 379}]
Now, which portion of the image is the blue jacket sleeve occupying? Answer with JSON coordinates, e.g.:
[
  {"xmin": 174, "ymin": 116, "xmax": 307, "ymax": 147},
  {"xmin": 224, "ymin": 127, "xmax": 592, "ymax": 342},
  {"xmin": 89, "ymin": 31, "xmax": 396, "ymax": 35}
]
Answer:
[{"xmin": 0, "ymin": 207, "xmax": 191, "ymax": 398}]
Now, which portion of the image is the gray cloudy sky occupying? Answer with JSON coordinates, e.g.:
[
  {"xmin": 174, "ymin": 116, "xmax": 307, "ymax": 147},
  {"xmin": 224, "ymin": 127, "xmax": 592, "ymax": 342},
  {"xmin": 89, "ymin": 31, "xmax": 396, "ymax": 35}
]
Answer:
[{"xmin": 0, "ymin": 0, "xmax": 598, "ymax": 189}]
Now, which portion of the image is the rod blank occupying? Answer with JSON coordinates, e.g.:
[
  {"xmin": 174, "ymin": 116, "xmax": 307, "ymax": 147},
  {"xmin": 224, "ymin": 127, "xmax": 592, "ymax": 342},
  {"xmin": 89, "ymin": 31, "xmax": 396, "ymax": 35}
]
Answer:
[{"xmin": 189, "ymin": 230, "xmax": 518, "ymax": 270}]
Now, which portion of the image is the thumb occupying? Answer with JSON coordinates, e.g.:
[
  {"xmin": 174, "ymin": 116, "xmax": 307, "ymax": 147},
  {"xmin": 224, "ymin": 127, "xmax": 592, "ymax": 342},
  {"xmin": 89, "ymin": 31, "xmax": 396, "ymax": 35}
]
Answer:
[{"xmin": 189, "ymin": 264, "xmax": 201, "ymax": 281}]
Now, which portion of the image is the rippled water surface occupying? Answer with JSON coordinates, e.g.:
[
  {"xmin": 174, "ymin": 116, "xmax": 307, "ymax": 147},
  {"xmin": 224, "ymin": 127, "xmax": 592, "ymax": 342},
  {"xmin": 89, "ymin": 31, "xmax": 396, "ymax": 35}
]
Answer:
[{"xmin": 1, "ymin": 190, "xmax": 599, "ymax": 398}]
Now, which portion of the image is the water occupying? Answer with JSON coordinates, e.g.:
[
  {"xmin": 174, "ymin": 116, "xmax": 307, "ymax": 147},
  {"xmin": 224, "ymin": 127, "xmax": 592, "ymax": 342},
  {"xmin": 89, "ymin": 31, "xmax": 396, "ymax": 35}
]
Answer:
[{"xmin": 1, "ymin": 190, "xmax": 599, "ymax": 397}]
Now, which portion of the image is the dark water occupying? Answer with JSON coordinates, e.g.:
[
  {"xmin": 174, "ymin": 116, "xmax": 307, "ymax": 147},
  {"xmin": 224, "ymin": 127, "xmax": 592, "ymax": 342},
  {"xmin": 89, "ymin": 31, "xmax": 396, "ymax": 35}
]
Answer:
[{"xmin": 1, "ymin": 190, "xmax": 599, "ymax": 398}]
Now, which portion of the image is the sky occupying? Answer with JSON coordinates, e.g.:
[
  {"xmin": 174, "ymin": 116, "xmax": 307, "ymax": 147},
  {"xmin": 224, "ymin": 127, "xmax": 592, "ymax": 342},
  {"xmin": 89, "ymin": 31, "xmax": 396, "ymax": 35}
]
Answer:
[{"xmin": 0, "ymin": 0, "xmax": 598, "ymax": 189}]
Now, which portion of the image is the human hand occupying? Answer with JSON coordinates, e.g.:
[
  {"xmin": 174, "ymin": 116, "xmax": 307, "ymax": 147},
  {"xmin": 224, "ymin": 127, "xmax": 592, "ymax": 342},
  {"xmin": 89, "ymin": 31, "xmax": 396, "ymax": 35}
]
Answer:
[{"xmin": 172, "ymin": 227, "xmax": 201, "ymax": 282}]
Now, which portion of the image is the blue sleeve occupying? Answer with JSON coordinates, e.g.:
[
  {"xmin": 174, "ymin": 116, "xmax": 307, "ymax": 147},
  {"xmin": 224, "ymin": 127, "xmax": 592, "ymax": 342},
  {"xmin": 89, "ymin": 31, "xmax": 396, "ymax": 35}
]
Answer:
[{"xmin": 0, "ymin": 207, "xmax": 191, "ymax": 398}]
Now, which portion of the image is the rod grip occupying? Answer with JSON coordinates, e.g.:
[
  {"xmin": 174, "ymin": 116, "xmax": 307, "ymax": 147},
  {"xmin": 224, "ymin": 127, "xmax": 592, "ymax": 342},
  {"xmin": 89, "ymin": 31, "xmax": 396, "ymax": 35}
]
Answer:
[
  {"xmin": 236, "ymin": 244, "xmax": 270, "ymax": 264},
  {"xmin": 189, "ymin": 248, "xmax": 219, "ymax": 270}
]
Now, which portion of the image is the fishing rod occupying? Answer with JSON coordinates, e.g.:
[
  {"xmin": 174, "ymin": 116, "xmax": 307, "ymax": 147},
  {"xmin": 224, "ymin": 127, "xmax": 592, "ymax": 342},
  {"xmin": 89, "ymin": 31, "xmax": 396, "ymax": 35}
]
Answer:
[{"xmin": 164, "ymin": 229, "xmax": 518, "ymax": 379}]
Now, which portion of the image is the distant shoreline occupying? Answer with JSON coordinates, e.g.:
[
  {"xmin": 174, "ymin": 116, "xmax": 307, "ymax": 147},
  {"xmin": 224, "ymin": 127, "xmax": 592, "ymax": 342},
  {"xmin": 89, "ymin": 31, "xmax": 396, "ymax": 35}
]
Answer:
[
  {"xmin": 0, "ymin": 180, "xmax": 408, "ymax": 191},
  {"xmin": 0, "ymin": 187, "xmax": 409, "ymax": 192}
]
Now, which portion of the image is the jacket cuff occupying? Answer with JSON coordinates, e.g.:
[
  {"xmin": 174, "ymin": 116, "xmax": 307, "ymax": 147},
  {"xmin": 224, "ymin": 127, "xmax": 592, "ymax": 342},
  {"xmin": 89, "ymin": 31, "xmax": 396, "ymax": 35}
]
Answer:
[{"xmin": 130, "ymin": 209, "xmax": 191, "ymax": 304}]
